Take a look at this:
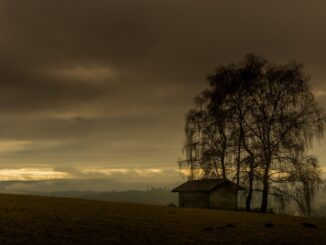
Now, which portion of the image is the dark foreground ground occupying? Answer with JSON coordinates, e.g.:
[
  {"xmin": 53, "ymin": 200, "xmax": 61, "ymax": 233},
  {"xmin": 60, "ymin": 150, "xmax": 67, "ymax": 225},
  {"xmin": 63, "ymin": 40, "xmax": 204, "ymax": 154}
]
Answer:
[{"xmin": 0, "ymin": 194, "xmax": 325, "ymax": 244}]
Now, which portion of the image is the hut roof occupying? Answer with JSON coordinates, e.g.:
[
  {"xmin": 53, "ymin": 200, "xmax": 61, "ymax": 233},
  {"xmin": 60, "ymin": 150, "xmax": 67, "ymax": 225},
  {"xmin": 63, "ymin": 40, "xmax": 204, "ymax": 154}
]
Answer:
[{"xmin": 171, "ymin": 179, "xmax": 244, "ymax": 192}]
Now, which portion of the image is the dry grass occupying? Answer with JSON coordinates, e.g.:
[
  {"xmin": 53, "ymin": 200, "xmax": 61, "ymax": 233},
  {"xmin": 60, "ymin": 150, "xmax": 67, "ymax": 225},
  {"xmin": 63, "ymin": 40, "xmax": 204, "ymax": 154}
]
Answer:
[{"xmin": 0, "ymin": 194, "xmax": 325, "ymax": 244}]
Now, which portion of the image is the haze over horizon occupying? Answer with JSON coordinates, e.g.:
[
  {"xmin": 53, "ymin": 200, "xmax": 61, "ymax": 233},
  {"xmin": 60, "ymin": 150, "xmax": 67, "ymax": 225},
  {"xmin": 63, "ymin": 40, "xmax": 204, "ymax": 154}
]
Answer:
[{"xmin": 0, "ymin": 0, "xmax": 326, "ymax": 183}]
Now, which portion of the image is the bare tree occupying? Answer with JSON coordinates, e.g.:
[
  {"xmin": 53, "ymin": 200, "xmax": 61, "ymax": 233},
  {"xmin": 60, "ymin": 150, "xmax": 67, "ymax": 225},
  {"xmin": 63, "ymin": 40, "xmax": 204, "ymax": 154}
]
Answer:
[
  {"xmin": 243, "ymin": 58, "xmax": 325, "ymax": 212},
  {"xmin": 181, "ymin": 88, "xmax": 233, "ymax": 180},
  {"xmin": 179, "ymin": 54, "xmax": 326, "ymax": 214}
]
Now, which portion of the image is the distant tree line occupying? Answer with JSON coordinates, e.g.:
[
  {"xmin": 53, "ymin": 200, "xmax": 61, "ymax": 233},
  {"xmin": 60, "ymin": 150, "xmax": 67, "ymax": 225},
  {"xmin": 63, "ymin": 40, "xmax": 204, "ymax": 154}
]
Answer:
[{"xmin": 179, "ymin": 54, "xmax": 326, "ymax": 215}]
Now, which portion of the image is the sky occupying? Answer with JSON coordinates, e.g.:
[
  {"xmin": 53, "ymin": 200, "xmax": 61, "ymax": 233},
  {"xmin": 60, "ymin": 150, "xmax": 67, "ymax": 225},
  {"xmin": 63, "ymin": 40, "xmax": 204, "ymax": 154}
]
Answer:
[{"xmin": 0, "ymin": 0, "xmax": 326, "ymax": 182}]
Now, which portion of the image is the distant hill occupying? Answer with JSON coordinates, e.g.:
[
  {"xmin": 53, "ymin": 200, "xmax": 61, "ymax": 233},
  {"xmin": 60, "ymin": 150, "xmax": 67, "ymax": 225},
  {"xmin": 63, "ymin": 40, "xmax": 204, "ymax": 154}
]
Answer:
[
  {"xmin": 43, "ymin": 188, "xmax": 179, "ymax": 206},
  {"xmin": 0, "ymin": 194, "xmax": 325, "ymax": 244},
  {"xmin": 0, "ymin": 178, "xmax": 181, "ymax": 193},
  {"xmin": 0, "ymin": 178, "xmax": 180, "ymax": 207}
]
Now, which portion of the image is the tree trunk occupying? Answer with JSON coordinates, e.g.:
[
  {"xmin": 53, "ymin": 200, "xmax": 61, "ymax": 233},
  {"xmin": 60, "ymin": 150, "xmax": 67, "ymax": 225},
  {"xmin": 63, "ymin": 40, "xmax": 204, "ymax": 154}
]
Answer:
[
  {"xmin": 236, "ymin": 119, "xmax": 244, "ymax": 186},
  {"xmin": 236, "ymin": 134, "xmax": 241, "ymax": 185},
  {"xmin": 246, "ymin": 162, "xmax": 254, "ymax": 211},
  {"xmin": 220, "ymin": 145, "xmax": 227, "ymax": 179},
  {"xmin": 241, "ymin": 129, "xmax": 255, "ymax": 212},
  {"xmin": 304, "ymin": 181, "xmax": 311, "ymax": 217},
  {"xmin": 221, "ymin": 156, "xmax": 226, "ymax": 180},
  {"xmin": 246, "ymin": 189, "xmax": 253, "ymax": 211},
  {"xmin": 260, "ymin": 165, "xmax": 270, "ymax": 213}
]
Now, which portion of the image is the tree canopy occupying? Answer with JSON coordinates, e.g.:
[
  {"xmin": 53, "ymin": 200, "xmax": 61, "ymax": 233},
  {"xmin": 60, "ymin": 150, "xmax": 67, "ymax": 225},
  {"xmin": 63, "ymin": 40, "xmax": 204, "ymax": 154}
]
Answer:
[{"xmin": 179, "ymin": 54, "xmax": 326, "ymax": 214}]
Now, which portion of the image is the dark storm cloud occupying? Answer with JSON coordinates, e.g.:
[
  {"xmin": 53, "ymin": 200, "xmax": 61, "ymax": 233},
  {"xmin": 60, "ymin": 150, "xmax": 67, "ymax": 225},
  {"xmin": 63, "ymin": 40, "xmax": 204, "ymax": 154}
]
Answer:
[
  {"xmin": 0, "ymin": 0, "xmax": 326, "ymax": 179},
  {"xmin": 2, "ymin": 0, "xmax": 326, "ymax": 113}
]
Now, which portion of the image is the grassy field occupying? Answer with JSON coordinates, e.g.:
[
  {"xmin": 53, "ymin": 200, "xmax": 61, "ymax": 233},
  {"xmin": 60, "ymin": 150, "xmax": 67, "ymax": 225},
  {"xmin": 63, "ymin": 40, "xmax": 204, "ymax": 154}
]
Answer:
[{"xmin": 0, "ymin": 194, "xmax": 325, "ymax": 244}]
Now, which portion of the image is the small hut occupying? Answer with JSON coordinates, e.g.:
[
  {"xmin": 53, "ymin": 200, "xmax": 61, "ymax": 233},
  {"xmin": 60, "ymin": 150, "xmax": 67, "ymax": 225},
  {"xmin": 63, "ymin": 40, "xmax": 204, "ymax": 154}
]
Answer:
[{"xmin": 172, "ymin": 179, "xmax": 244, "ymax": 210}]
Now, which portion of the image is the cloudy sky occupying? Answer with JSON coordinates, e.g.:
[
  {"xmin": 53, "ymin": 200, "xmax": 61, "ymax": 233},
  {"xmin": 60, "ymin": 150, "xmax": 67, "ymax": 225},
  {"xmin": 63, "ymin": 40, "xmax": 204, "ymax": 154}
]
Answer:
[{"xmin": 0, "ymin": 0, "xmax": 326, "ymax": 182}]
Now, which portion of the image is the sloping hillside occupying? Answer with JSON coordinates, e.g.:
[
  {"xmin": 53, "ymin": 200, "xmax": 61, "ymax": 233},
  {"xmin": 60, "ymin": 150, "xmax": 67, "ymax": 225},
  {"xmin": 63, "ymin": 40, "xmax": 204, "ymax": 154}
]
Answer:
[{"xmin": 0, "ymin": 194, "xmax": 325, "ymax": 244}]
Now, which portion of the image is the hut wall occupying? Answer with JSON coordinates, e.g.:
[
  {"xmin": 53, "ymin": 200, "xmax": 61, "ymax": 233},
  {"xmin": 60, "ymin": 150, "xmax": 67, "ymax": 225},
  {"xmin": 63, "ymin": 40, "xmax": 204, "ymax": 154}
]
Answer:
[
  {"xmin": 208, "ymin": 186, "xmax": 237, "ymax": 210},
  {"xmin": 179, "ymin": 192, "xmax": 209, "ymax": 208}
]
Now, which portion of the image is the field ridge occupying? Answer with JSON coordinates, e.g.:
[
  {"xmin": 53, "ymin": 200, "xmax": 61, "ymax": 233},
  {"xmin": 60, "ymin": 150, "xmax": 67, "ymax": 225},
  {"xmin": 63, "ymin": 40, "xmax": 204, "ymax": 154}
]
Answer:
[{"xmin": 0, "ymin": 194, "xmax": 325, "ymax": 244}]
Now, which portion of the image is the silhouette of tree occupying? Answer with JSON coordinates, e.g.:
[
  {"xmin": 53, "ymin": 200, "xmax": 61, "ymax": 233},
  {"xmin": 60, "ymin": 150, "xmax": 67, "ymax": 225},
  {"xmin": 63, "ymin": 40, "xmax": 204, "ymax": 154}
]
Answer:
[{"xmin": 180, "ymin": 54, "xmax": 326, "ymax": 214}]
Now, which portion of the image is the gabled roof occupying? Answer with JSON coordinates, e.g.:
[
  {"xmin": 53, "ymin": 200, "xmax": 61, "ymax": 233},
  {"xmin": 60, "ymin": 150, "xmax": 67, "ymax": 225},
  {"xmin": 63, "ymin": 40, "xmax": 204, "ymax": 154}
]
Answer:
[{"xmin": 171, "ymin": 179, "xmax": 244, "ymax": 192}]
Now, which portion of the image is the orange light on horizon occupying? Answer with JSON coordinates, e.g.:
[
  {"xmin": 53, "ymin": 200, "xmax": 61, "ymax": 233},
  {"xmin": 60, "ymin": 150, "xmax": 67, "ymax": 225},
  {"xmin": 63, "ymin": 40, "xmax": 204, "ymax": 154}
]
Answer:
[{"xmin": 0, "ymin": 168, "xmax": 70, "ymax": 181}]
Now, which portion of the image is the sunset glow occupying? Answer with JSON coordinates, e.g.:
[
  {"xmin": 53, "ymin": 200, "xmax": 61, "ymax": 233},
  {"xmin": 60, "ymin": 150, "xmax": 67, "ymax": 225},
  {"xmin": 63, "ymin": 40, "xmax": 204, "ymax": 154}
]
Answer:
[{"xmin": 0, "ymin": 168, "xmax": 70, "ymax": 181}]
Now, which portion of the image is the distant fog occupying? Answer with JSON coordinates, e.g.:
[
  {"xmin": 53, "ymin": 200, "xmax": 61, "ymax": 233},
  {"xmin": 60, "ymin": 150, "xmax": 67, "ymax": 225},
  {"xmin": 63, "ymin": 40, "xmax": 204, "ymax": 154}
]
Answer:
[{"xmin": 0, "ymin": 178, "xmax": 182, "ymax": 193}]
